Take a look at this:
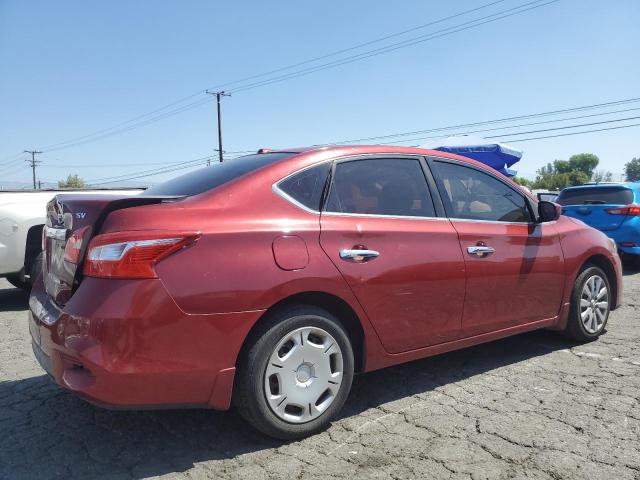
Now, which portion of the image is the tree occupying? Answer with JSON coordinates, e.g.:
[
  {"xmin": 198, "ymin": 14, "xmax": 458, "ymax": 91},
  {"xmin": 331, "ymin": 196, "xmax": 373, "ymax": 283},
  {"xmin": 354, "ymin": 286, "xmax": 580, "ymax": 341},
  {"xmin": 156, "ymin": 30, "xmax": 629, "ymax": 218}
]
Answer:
[
  {"xmin": 512, "ymin": 176, "xmax": 532, "ymax": 187},
  {"xmin": 568, "ymin": 153, "xmax": 599, "ymax": 177},
  {"xmin": 531, "ymin": 153, "xmax": 599, "ymax": 190},
  {"xmin": 625, "ymin": 158, "xmax": 640, "ymax": 182},
  {"xmin": 58, "ymin": 174, "xmax": 87, "ymax": 189},
  {"xmin": 592, "ymin": 170, "xmax": 613, "ymax": 183}
]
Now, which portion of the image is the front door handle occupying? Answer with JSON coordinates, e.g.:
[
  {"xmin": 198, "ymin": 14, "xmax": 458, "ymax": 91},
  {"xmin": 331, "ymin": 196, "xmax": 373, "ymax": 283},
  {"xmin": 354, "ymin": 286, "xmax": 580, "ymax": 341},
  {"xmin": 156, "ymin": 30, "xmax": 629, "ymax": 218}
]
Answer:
[
  {"xmin": 339, "ymin": 249, "xmax": 380, "ymax": 263},
  {"xmin": 467, "ymin": 245, "xmax": 495, "ymax": 257}
]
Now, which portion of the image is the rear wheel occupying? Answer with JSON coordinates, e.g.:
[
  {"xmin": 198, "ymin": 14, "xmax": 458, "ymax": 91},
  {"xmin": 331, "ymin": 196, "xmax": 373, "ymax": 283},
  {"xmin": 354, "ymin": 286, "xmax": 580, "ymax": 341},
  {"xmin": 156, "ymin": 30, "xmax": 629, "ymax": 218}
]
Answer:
[
  {"xmin": 234, "ymin": 305, "xmax": 354, "ymax": 439},
  {"xmin": 564, "ymin": 266, "xmax": 611, "ymax": 342},
  {"xmin": 5, "ymin": 252, "xmax": 43, "ymax": 291}
]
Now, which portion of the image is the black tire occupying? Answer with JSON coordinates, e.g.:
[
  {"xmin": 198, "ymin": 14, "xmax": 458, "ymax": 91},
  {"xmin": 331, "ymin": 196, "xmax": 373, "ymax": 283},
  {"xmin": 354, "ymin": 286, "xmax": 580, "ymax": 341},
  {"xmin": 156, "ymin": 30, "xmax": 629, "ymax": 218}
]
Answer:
[
  {"xmin": 5, "ymin": 252, "xmax": 43, "ymax": 291},
  {"xmin": 564, "ymin": 265, "xmax": 611, "ymax": 342},
  {"xmin": 624, "ymin": 254, "xmax": 640, "ymax": 271},
  {"xmin": 5, "ymin": 273, "xmax": 29, "ymax": 291},
  {"xmin": 234, "ymin": 305, "xmax": 354, "ymax": 440}
]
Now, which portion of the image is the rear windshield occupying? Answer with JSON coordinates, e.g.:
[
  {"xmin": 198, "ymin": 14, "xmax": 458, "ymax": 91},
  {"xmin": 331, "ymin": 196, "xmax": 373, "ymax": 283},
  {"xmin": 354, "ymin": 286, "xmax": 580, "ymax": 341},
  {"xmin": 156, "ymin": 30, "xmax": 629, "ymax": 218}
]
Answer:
[
  {"xmin": 557, "ymin": 187, "xmax": 633, "ymax": 206},
  {"xmin": 143, "ymin": 153, "xmax": 294, "ymax": 196}
]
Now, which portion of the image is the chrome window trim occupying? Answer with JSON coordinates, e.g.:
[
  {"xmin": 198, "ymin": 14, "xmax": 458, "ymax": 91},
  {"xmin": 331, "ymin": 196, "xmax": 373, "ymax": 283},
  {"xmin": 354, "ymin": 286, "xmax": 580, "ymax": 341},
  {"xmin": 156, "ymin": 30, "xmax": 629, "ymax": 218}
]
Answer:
[
  {"xmin": 272, "ymin": 154, "xmax": 440, "ymax": 220},
  {"xmin": 447, "ymin": 217, "xmax": 540, "ymax": 226},
  {"xmin": 321, "ymin": 211, "xmax": 450, "ymax": 221},
  {"xmin": 272, "ymin": 183, "xmax": 320, "ymax": 215}
]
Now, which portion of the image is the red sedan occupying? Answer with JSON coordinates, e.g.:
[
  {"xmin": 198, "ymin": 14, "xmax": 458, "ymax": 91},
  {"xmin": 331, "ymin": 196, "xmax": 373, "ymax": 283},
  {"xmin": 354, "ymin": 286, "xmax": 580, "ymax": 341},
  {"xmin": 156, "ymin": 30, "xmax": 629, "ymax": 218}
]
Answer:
[{"xmin": 29, "ymin": 146, "xmax": 623, "ymax": 439}]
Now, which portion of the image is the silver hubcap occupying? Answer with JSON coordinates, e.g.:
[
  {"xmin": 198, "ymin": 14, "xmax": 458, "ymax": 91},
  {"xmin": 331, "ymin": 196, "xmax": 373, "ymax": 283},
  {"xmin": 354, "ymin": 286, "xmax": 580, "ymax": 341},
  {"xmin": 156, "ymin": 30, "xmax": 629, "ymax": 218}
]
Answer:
[
  {"xmin": 580, "ymin": 275, "xmax": 609, "ymax": 334},
  {"xmin": 264, "ymin": 326, "xmax": 343, "ymax": 423}
]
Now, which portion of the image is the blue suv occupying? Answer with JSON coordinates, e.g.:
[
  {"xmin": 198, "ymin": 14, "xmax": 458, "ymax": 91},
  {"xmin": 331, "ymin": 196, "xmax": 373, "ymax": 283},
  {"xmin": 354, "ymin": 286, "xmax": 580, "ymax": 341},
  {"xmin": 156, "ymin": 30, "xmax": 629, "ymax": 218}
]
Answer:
[{"xmin": 558, "ymin": 182, "xmax": 640, "ymax": 266}]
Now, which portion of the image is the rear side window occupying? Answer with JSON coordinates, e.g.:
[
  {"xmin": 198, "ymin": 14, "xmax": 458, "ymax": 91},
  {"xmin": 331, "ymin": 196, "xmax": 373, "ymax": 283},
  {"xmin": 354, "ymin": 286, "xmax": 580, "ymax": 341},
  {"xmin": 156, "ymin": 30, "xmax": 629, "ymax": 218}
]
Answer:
[
  {"xmin": 143, "ymin": 153, "xmax": 294, "ymax": 196},
  {"xmin": 325, "ymin": 158, "xmax": 436, "ymax": 217},
  {"xmin": 277, "ymin": 162, "xmax": 330, "ymax": 211},
  {"xmin": 557, "ymin": 187, "xmax": 633, "ymax": 206},
  {"xmin": 434, "ymin": 161, "xmax": 532, "ymax": 223}
]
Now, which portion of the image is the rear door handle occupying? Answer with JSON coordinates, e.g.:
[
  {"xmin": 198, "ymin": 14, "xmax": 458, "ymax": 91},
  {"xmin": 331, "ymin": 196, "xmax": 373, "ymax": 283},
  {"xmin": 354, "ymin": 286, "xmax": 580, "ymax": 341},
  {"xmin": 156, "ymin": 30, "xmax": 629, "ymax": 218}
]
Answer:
[
  {"xmin": 339, "ymin": 249, "xmax": 380, "ymax": 263},
  {"xmin": 467, "ymin": 245, "xmax": 495, "ymax": 257}
]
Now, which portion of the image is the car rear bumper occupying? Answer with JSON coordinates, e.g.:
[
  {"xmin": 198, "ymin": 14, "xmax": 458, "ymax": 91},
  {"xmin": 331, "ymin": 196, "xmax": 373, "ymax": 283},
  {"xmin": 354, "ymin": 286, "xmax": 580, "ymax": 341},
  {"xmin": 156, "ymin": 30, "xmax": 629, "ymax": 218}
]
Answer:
[{"xmin": 29, "ymin": 275, "xmax": 264, "ymax": 410}]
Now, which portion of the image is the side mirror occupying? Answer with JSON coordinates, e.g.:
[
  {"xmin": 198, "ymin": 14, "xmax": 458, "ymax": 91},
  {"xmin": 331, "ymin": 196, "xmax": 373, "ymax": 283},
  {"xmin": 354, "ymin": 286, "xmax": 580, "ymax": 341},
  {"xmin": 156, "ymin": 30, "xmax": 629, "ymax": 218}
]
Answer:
[{"xmin": 538, "ymin": 201, "xmax": 561, "ymax": 222}]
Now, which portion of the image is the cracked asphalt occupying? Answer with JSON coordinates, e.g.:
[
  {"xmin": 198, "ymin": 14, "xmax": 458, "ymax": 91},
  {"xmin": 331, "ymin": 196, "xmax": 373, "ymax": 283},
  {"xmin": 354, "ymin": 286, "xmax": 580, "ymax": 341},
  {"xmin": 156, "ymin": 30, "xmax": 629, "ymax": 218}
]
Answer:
[{"xmin": 1, "ymin": 270, "xmax": 639, "ymax": 480}]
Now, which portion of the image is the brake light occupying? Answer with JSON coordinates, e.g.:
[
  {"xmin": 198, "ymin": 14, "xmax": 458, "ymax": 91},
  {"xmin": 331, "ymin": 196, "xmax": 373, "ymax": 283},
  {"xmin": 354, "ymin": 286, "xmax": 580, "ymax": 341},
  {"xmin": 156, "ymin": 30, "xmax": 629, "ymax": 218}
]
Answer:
[
  {"xmin": 606, "ymin": 205, "xmax": 640, "ymax": 216},
  {"xmin": 83, "ymin": 231, "xmax": 200, "ymax": 279},
  {"xmin": 64, "ymin": 226, "xmax": 91, "ymax": 264}
]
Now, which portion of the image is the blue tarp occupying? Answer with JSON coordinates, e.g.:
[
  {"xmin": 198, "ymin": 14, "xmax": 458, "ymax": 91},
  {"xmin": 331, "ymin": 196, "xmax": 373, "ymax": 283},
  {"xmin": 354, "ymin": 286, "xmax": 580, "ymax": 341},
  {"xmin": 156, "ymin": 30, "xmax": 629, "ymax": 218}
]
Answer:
[{"xmin": 421, "ymin": 135, "xmax": 523, "ymax": 177}]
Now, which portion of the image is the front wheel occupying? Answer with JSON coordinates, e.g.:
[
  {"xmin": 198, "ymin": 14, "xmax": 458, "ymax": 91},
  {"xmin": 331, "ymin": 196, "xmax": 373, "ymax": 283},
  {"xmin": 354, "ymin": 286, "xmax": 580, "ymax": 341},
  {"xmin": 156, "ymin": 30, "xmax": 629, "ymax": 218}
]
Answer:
[
  {"xmin": 564, "ymin": 266, "xmax": 611, "ymax": 342},
  {"xmin": 234, "ymin": 305, "xmax": 354, "ymax": 439}
]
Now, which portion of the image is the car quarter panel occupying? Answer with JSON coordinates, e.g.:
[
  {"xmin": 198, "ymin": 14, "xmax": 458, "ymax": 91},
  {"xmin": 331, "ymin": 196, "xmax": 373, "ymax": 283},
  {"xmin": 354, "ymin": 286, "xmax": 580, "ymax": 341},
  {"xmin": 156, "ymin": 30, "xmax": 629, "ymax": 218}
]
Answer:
[
  {"xmin": 29, "ymin": 273, "xmax": 263, "ymax": 407},
  {"xmin": 552, "ymin": 216, "xmax": 623, "ymax": 329}
]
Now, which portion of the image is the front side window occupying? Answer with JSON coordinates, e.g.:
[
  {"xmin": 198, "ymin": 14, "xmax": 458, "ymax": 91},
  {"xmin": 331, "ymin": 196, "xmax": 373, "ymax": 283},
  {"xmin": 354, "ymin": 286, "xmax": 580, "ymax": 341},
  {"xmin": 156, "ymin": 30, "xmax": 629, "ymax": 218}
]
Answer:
[
  {"xmin": 325, "ymin": 158, "xmax": 435, "ymax": 217},
  {"xmin": 434, "ymin": 161, "xmax": 532, "ymax": 223}
]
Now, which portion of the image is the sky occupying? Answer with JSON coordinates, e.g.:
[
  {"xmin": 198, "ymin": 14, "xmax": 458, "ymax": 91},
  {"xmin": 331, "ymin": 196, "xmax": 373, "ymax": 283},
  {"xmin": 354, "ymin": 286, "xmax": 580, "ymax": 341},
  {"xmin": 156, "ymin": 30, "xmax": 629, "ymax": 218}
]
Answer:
[{"xmin": 1, "ymin": 0, "xmax": 639, "ymax": 188}]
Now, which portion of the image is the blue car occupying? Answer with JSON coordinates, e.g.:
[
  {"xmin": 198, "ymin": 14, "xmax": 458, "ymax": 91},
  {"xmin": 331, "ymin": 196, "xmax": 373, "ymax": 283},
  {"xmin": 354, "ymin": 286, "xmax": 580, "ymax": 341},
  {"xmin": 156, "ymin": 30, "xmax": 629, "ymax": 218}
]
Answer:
[{"xmin": 558, "ymin": 182, "xmax": 640, "ymax": 265}]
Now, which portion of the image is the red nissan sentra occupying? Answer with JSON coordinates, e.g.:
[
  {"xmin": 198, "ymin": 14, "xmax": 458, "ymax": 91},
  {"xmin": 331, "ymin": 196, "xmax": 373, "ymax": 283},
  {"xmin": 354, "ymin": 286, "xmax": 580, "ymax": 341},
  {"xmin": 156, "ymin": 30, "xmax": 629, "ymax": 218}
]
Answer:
[{"xmin": 29, "ymin": 146, "xmax": 623, "ymax": 439}]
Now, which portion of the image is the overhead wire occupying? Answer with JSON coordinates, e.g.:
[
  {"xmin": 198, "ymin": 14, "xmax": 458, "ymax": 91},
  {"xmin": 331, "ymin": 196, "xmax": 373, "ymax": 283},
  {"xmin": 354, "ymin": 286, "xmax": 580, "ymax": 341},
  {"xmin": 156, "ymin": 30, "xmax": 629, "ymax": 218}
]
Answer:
[{"xmin": 14, "ymin": 0, "xmax": 557, "ymax": 155}]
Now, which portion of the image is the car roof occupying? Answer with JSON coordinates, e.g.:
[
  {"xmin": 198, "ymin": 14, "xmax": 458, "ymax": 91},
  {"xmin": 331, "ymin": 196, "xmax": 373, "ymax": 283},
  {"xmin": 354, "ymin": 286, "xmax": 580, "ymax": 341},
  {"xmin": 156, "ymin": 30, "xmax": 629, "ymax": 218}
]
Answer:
[{"xmin": 264, "ymin": 144, "xmax": 509, "ymax": 175}]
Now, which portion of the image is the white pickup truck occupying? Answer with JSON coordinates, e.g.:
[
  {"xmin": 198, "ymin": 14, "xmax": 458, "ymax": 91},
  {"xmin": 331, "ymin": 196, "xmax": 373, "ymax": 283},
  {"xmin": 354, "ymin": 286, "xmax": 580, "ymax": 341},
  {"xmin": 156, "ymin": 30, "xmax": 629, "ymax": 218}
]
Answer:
[{"xmin": 0, "ymin": 189, "xmax": 142, "ymax": 289}]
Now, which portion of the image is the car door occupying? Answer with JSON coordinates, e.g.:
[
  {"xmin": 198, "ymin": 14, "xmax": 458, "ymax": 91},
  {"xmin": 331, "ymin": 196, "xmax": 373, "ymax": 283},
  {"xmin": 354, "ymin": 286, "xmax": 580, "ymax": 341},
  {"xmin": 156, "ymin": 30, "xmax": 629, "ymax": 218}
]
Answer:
[
  {"xmin": 319, "ymin": 156, "xmax": 466, "ymax": 354},
  {"xmin": 430, "ymin": 158, "xmax": 565, "ymax": 337}
]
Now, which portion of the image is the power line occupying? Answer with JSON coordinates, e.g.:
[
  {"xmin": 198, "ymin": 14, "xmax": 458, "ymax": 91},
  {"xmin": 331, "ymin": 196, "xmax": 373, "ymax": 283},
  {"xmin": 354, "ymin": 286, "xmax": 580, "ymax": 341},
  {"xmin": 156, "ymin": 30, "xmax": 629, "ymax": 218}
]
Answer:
[
  {"xmin": 484, "ymin": 115, "xmax": 640, "ymax": 139},
  {"xmin": 376, "ymin": 109, "xmax": 640, "ymax": 145},
  {"xmin": 42, "ymin": 97, "xmax": 215, "ymax": 153},
  {"xmin": 228, "ymin": 0, "xmax": 558, "ymax": 94},
  {"xmin": 90, "ymin": 119, "xmax": 640, "ymax": 186},
  {"xmin": 204, "ymin": 0, "xmax": 510, "ymax": 92},
  {"xmin": 13, "ymin": 0, "xmax": 556, "ymax": 156},
  {"xmin": 87, "ymin": 155, "xmax": 214, "ymax": 184},
  {"xmin": 88, "ymin": 160, "xmax": 217, "ymax": 186},
  {"xmin": 321, "ymin": 97, "xmax": 640, "ymax": 145},
  {"xmin": 497, "ymin": 122, "xmax": 640, "ymax": 143}
]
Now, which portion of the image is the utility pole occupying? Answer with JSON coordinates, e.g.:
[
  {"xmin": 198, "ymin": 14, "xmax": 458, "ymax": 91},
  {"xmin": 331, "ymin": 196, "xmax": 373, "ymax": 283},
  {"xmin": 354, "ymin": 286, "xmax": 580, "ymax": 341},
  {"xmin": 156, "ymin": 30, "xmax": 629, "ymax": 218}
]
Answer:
[
  {"xmin": 24, "ymin": 150, "xmax": 42, "ymax": 189},
  {"xmin": 205, "ymin": 90, "xmax": 231, "ymax": 163}
]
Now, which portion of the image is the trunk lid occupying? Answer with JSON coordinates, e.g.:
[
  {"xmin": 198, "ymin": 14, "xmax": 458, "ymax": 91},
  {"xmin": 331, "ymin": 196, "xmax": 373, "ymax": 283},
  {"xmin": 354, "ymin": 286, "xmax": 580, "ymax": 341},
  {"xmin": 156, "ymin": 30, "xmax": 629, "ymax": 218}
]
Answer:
[
  {"xmin": 43, "ymin": 193, "xmax": 181, "ymax": 305},
  {"xmin": 558, "ymin": 186, "xmax": 634, "ymax": 232}
]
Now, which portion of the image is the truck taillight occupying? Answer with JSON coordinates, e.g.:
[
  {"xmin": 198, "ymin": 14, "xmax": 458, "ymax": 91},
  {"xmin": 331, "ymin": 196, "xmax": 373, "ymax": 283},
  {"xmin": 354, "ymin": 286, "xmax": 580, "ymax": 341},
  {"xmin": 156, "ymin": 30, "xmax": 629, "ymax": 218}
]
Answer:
[
  {"xmin": 64, "ymin": 226, "xmax": 91, "ymax": 264},
  {"xmin": 606, "ymin": 205, "xmax": 640, "ymax": 216},
  {"xmin": 83, "ymin": 231, "xmax": 200, "ymax": 279}
]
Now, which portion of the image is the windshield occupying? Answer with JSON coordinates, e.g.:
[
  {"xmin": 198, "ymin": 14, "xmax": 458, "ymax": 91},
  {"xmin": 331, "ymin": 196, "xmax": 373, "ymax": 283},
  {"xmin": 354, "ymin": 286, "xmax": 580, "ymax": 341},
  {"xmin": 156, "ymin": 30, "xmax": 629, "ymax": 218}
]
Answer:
[
  {"xmin": 557, "ymin": 187, "xmax": 633, "ymax": 206},
  {"xmin": 143, "ymin": 153, "xmax": 295, "ymax": 196}
]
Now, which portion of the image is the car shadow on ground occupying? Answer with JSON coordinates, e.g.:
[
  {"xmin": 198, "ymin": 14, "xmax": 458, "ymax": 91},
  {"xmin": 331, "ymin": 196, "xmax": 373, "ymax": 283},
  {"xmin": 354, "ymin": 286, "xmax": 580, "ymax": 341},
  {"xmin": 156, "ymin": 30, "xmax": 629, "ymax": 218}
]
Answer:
[
  {"xmin": 0, "ymin": 329, "xmax": 580, "ymax": 479},
  {"xmin": 0, "ymin": 285, "xmax": 28, "ymax": 313}
]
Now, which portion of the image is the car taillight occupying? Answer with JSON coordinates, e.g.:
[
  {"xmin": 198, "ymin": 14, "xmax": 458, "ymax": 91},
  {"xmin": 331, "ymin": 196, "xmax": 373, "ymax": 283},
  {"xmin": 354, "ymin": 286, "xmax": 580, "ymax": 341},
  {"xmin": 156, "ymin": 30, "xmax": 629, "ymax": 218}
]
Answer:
[
  {"xmin": 83, "ymin": 231, "xmax": 200, "ymax": 279},
  {"xmin": 64, "ymin": 226, "xmax": 91, "ymax": 264},
  {"xmin": 606, "ymin": 205, "xmax": 640, "ymax": 216}
]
